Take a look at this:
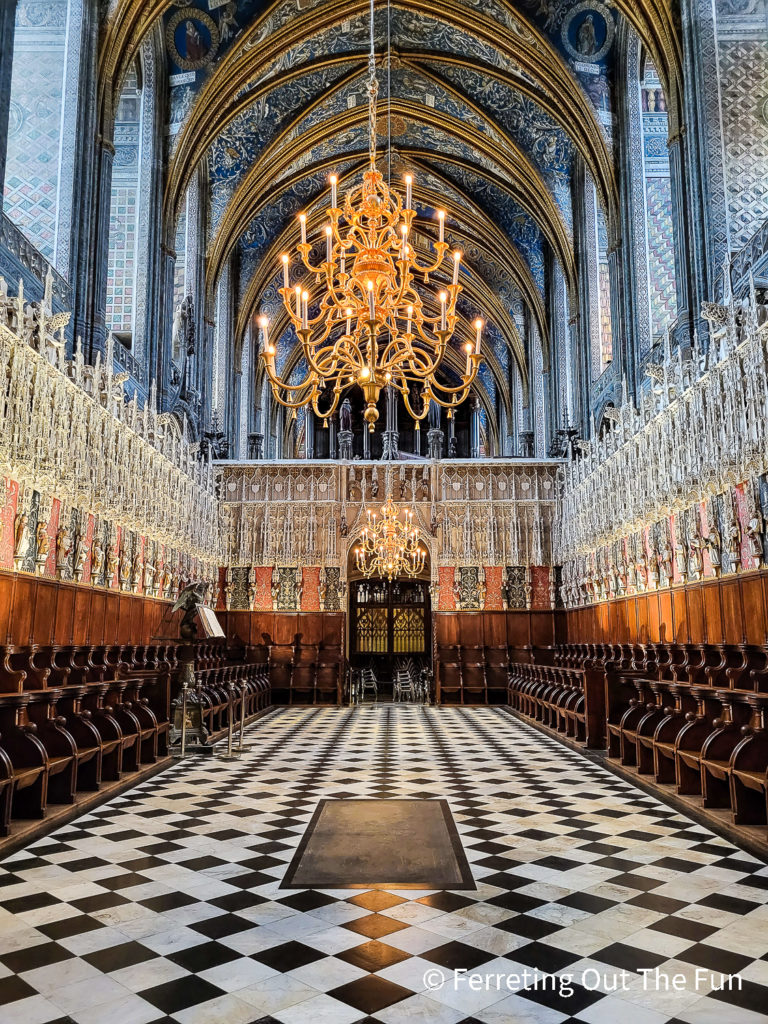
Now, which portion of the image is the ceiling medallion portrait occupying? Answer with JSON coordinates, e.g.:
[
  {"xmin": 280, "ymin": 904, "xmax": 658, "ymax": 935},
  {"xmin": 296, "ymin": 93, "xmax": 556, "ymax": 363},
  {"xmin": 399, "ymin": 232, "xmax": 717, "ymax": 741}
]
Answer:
[
  {"xmin": 166, "ymin": 7, "xmax": 221, "ymax": 71},
  {"xmin": 561, "ymin": 2, "xmax": 615, "ymax": 64}
]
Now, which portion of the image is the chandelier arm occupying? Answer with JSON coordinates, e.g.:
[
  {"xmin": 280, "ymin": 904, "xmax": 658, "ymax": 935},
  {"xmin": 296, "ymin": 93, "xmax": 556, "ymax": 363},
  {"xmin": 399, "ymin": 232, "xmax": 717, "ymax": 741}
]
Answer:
[
  {"xmin": 407, "ymin": 243, "xmax": 451, "ymax": 277},
  {"xmin": 311, "ymin": 388, "xmax": 342, "ymax": 421},
  {"xmin": 261, "ymin": 358, "xmax": 320, "ymax": 399}
]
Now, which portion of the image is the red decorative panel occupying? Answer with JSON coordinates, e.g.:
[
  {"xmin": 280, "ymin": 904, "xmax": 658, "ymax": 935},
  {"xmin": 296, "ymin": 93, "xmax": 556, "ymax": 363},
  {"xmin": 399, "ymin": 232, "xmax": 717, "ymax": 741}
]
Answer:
[
  {"xmin": 0, "ymin": 479, "xmax": 18, "ymax": 570},
  {"xmin": 253, "ymin": 567, "xmax": 273, "ymax": 610},
  {"xmin": 301, "ymin": 567, "xmax": 321, "ymax": 610},
  {"xmin": 530, "ymin": 566, "xmax": 550, "ymax": 609},
  {"xmin": 438, "ymin": 566, "xmax": 456, "ymax": 610},
  {"xmin": 483, "ymin": 566, "xmax": 503, "ymax": 610}
]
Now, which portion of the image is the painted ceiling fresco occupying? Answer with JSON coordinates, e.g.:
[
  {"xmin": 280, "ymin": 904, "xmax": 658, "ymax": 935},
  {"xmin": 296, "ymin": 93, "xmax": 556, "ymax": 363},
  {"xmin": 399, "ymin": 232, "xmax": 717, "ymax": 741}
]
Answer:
[{"xmin": 159, "ymin": 0, "xmax": 622, "ymax": 411}]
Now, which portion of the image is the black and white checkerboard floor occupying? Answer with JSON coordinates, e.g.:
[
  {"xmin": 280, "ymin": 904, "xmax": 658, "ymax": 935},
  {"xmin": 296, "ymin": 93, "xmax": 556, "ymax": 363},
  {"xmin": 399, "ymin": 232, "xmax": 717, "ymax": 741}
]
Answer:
[{"xmin": 1, "ymin": 705, "xmax": 768, "ymax": 1024}]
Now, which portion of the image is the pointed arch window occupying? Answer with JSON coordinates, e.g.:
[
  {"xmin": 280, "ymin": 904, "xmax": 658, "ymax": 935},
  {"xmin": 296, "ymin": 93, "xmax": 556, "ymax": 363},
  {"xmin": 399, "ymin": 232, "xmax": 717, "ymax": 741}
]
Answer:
[
  {"xmin": 3, "ymin": 0, "xmax": 85, "ymax": 273},
  {"xmin": 639, "ymin": 57, "xmax": 677, "ymax": 341},
  {"xmin": 105, "ymin": 63, "xmax": 141, "ymax": 348}
]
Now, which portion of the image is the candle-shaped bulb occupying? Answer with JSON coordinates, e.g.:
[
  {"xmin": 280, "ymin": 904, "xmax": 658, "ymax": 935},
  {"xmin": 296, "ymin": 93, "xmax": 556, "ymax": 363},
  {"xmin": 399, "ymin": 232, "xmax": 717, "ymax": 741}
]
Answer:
[
  {"xmin": 437, "ymin": 210, "xmax": 445, "ymax": 242},
  {"xmin": 294, "ymin": 284, "xmax": 302, "ymax": 316},
  {"xmin": 400, "ymin": 223, "xmax": 408, "ymax": 259},
  {"xmin": 405, "ymin": 174, "xmax": 413, "ymax": 209},
  {"xmin": 474, "ymin": 317, "xmax": 483, "ymax": 354},
  {"xmin": 406, "ymin": 303, "xmax": 413, "ymax": 334},
  {"xmin": 299, "ymin": 213, "xmax": 307, "ymax": 244},
  {"xmin": 367, "ymin": 279, "xmax": 375, "ymax": 318},
  {"xmin": 329, "ymin": 174, "xmax": 338, "ymax": 207},
  {"xmin": 325, "ymin": 224, "xmax": 332, "ymax": 263},
  {"xmin": 281, "ymin": 253, "xmax": 289, "ymax": 289},
  {"xmin": 258, "ymin": 314, "xmax": 269, "ymax": 343},
  {"xmin": 302, "ymin": 290, "xmax": 309, "ymax": 329},
  {"xmin": 452, "ymin": 249, "xmax": 461, "ymax": 286}
]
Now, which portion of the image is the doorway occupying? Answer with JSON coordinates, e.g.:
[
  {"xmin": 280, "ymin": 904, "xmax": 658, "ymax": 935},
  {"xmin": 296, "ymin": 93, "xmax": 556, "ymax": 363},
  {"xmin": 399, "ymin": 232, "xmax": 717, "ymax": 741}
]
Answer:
[{"xmin": 349, "ymin": 577, "xmax": 431, "ymax": 682}]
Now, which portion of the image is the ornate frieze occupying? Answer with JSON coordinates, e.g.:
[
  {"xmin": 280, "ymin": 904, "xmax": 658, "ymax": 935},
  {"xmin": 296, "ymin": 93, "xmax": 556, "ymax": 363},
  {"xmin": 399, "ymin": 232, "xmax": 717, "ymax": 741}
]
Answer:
[
  {"xmin": 217, "ymin": 460, "xmax": 559, "ymax": 572},
  {"xmin": 0, "ymin": 277, "xmax": 221, "ymax": 595},
  {"xmin": 558, "ymin": 286, "xmax": 768, "ymax": 607}
]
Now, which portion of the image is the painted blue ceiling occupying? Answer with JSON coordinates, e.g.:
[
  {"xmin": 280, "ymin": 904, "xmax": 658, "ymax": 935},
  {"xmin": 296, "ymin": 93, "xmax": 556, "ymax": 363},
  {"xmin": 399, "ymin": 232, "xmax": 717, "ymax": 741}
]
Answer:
[{"xmin": 156, "ymin": 0, "xmax": 629, "ymax": 411}]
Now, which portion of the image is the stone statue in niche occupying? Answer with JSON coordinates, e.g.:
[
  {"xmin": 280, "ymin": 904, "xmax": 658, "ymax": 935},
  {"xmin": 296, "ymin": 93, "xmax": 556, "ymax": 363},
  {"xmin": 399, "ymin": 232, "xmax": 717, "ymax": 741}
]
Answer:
[
  {"xmin": 107, "ymin": 540, "xmax": 119, "ymax": 588},
  {"xmin": 705, "ymin": 518, "xmax": 722, "ymax": 575},
  {"xmin": 727, "ymin": 518, "xmax": 742, "ymax": 572},
  {"xmin": 688, "ymin": 526, "xmax": 705, "ymax": 580},
  {"xmin": 13, "ymin": 510, "xmax": 29, "ymax": 570},
  {"xmin": 56, "ymin": 525, "xmax": 72, "ymax": 579},
  {"xmin": 144, "ymin": 557, "xmax": 156, "ymax": 596},
  {"xmin": 119, "ymin": 545, "xmax": 132, "ymax": 591},
  {"xmin": 161, "ymin": 563, "xmax": 172, "ymax": 600},
  {"xmin": 674, "ymin": 534, "xmax": 687, "ymax": 583},
  {"xmin": 746, "ymin": 507, "xmax": 764, "ymax": 565},
  {"xmin": 73, "ymin": 530, "xmax": 87, "ymax": 582},
  {"xmin": 35, "ymin": 520, "xmax": 50, "ymax": 575},
  {"xmin": 90, "ymin": 535, "xmax": 104, "ymax": 584},
  {"xmin": 658, "ymin": 534, "xmax": 673, "ymax": 584},
  {"xmin": 131, "ymin": 547, "xmax": 144, "ymax": 593}
]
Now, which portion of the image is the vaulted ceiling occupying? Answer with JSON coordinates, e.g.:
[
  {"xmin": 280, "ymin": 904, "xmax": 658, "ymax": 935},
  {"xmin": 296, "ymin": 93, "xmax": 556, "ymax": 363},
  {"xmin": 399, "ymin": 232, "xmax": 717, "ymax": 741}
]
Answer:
[{"xmin": 98, "ymin": 0, "xmax": 682, "ymax": 412}]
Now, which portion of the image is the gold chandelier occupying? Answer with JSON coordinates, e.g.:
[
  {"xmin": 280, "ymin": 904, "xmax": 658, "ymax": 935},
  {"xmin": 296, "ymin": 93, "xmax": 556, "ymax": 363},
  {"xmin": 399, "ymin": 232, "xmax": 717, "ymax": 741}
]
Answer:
[
  {"xmin": 355, "ymin": 493, "xmax": 427, "ymax": 581},
  {"xmin": 258, "ymin": 0, "xmax": 484, "ymax": 434}
]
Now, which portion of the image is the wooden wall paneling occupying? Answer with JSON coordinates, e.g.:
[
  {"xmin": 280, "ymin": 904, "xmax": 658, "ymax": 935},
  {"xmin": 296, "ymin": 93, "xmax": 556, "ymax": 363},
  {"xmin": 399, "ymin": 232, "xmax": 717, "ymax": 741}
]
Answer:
[
  {"xmin": 636, "ymin": 594, "xmax": 650, "ymax": 643},
  {"xmin": 484, "ymin": 611, "xmax": 507, "ymax": 647},
  {"xmin": 72, "ymin": 586, "xmax": 92, "ymax": 645},
  {"xmin": 272, "ymin": 612, "xmax": 298, "ymax": 645},
  {"xmin": 435, "ymin": 613, "xmax": 459, "ymax": 647},
  {"xmin": 90, "ymin": 589, "xmax": 107, "ymax": 645},
  {"xmin": 0, "ymin": 574, "xmax": 14, "ymax": 642},
  {"xmin": 104, "ymin": 593, "xmax": 119, "ymax": 644},
  {"xmin": 658, "ymin": 590, "xmax": 673, "ymax": 644},
  {"xmin": 460, "ymin": 613, "xmax": 483, "ymax": 647},
  {"xmin": 739, "ymin": 575, "xmax": 767, "ymax": 644},
  {"xmin": 671, "ymin": 588, "xmax": 688, "ymax": 643},
  {"xmin": 322, "ymin": 613, "xmax": 343, "ymax": 647},
  {"xmin": 297, "ymin": 612, "xmax": 323, "ymax": 646},
  {"xmin": 720, "ymin": 579, "xmax": 744, "ymax": 643},
  {"xmin": 53, "ymin": 584, "xmax": 76, "ymax": 645},
  {"xmin": 647, "ymin": 593, "xmax": 661, "ymax": 642},
  {"xmin": 13, "ymin": 575, "xmax": 37, "ymax": 644},
  {"xmin": 596, "ymin": 602, "xmax": 609, "ymax": 642},
  {"xmin": 701, "ymin": 580, "xmax": 723, "ymax": 643},
  {"xmin": 31, "ymin": 579, "xmax": 56, "ymax": 645},
  {"xmin": 506, "ymin": 612, "xmax": 529, "ymax": 648},
  {"xmin": 530, "ymin": 612, "xmax": 555, "ymax": 648},
  {"xmin": 607, "ymin": 600, "xmax": 619, "ymax": 642},
  {"xmin": 686, "ymin": 586, "xmax": 705, "ymax": 643}
]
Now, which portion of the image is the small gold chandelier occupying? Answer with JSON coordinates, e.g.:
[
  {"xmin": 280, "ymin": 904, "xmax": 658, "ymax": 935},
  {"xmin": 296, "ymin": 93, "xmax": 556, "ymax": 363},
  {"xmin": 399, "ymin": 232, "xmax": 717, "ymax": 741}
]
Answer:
[
  {"xmin": 355, "ymin": 493, "xmax": 426, "ymax": 581},
  {"xmin": 258, "ymin": 0, "xmax": 483, "ymax": 434}
]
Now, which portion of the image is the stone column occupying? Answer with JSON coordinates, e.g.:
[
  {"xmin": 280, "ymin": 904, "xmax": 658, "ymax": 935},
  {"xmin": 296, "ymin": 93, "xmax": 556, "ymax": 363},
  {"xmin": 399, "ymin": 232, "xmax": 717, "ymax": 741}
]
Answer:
[
  {"xmin": 447, "ymin": 410, "xmax": 458, "ymax": 457},
  {"xmin": 427, "ymin": 428, "xmax": 444, "ymax": 460},
  {"xmin": 338, "ymin": 429, "xmax": 353, "ymax": 460},
  {"xmin": 76, "ymin": 140, "xmax": 114, "ymax": 362},
  {"xmin": 0, "ymin": 1, "xmax": 17, "ymax": 194},
  {"xmin": 381, "ymin": 384, "xmax": 399, "ymax": 459},
  {"xmin": 470, "ymin": 400, "xmax": 481, "ymax": 459},
  {"xmin": 305, "ymin": 409, "xmax": 315, "ymax": 459}
]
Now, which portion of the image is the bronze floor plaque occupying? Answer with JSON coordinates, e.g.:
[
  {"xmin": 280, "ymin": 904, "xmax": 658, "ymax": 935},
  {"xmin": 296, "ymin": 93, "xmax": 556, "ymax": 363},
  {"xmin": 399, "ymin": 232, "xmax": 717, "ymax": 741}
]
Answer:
[{"xmin": 281, "ymin": 798, "xmax": 476, "ymax": 890}]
